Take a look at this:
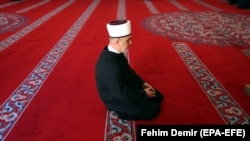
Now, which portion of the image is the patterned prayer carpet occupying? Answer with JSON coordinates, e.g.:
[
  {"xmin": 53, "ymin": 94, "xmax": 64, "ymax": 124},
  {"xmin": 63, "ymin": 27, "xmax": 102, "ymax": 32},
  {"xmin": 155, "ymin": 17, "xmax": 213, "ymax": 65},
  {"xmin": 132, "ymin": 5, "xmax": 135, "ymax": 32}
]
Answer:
[{"xmin": 0, "ymin": 0, "xmax": 249, "ymax": 141}]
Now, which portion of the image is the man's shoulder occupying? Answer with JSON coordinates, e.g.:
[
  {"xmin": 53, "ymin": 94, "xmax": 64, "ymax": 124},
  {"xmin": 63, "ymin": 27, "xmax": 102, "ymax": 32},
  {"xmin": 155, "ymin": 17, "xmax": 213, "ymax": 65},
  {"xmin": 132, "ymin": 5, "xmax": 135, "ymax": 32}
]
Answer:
[{"xmin": 96, "ymin": 52, "xmax": 123, "ymax": 72}]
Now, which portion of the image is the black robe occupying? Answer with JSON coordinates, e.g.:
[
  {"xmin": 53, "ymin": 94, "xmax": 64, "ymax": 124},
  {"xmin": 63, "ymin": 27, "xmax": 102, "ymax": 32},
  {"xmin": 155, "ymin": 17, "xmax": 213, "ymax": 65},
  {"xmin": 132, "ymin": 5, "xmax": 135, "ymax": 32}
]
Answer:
[{"xmin": 95, "ymin": 47, "xmax": 163, "ymax": 120}]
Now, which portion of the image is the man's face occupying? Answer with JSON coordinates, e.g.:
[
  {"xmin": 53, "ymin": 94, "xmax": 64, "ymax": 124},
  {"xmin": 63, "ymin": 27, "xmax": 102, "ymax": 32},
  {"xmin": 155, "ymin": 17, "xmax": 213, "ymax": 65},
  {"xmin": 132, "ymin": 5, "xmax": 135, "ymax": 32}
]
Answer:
[{"xmin": 118, "ymin": 35, "xmax": 132, "ymax": 53}]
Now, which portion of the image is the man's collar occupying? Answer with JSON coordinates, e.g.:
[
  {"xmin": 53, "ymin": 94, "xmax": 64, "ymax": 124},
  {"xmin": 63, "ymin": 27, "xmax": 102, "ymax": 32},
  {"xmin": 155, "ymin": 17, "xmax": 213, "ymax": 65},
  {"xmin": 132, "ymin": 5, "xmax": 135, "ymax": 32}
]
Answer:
[{"xmin": 108, "ymin": 45, "xmax": 120, "ymax": 54}]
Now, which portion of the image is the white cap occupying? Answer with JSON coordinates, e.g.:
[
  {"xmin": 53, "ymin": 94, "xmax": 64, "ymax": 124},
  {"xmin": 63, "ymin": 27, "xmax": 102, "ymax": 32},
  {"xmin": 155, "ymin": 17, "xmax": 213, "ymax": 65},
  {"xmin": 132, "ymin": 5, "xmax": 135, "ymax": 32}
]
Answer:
[{"xmin": 106, "ymin": 20, "xmax": 131, "ymax": 38}]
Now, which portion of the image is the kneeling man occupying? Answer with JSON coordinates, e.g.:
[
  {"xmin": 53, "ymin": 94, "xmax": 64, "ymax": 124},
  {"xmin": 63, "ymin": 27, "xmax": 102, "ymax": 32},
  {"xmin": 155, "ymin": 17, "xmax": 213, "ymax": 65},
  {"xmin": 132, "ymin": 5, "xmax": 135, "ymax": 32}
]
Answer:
[{"xmin": 95, "ymin": 19, "xmax": 164, "ymax": 120}]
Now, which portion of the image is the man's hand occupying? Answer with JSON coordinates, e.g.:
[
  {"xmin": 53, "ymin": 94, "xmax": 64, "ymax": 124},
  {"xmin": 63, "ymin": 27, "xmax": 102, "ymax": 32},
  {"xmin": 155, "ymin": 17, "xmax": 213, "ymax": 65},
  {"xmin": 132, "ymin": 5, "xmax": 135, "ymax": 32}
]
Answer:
[{"xmin": 143, "ymin": 82, "xmax": 156, "ymax": 98}]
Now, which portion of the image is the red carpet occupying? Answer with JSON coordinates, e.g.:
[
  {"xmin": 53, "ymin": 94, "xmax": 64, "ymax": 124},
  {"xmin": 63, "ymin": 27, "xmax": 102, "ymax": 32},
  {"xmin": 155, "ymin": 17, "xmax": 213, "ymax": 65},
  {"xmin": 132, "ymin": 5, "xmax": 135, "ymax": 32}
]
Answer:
[{"xmin": 0, "ymin": 0, "xmax": 249, "ymax": 141}]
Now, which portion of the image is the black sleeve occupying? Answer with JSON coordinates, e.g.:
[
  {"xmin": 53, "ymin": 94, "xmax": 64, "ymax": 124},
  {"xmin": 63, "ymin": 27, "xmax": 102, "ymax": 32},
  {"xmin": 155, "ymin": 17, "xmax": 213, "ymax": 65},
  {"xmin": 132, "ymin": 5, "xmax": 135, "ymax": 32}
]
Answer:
[
  {"xmin": 101, "ymin": 61, "xmax": 147, "ymax": 104},
  {"xmin": 130, "ymin": 68, "xmax": 145, "ymax": 87}
]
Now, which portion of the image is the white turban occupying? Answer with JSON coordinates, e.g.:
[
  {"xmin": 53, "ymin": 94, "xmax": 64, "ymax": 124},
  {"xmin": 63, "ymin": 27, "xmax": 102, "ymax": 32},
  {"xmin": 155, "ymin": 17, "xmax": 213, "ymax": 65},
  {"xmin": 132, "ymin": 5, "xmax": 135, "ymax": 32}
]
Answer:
[{"xmin": 106, "ymin": 20, "xmax": 131, "ymax": 38}]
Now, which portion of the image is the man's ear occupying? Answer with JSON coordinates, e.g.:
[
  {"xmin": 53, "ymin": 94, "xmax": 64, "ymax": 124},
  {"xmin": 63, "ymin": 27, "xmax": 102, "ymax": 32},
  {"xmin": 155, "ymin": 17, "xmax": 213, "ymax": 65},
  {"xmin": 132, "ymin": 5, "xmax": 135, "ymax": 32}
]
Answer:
[{"xmin": 114, "ymin": 38, "xmax": 120, "ymax": 45}]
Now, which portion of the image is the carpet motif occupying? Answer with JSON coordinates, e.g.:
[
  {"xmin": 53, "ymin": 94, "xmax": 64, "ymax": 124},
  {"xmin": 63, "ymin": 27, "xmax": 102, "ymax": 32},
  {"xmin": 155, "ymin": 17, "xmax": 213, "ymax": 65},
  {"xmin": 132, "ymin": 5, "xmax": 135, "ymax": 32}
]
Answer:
[
  {"xmin": 105, "ymin": 111, "xmax": 135, "ymax": 141},
  {"xmin": 194, "ymin": 0, "xmax": 223, "ymax": 12},
  {"xmin": 144, "ymin": 0, "xmax": 159, "ymax": 14},
  {"xmin": 16, "ymin": 0, "xmax": 50, "ymax": 14},
  {"xmin": 0, "ymin": 0, "xmax": 75, "ymax": 52},
  {"xmin": 0, "ymin": 1, "xmax": 21, "ymax": 9},
  {"xmin": 0, "ymin": 12, "xmax": 27, "ymax": 34},
  {"xmin": 117, "ymin": 0, "xmax": 126, "ymax": 20},
  {"xmin": 143, "ymin": 11, "xmax": 250, "ymax": 47},
  {"xmin": 0, "ymin": 0, "xmax": 100, "ymax": 140},
  {"xmin": 169, "ymin": 0, "xmax": 189, "ymax": 11},
  {"xmin": 172, "ymin": 42, "xmax": 250, "ymax": 125}
]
